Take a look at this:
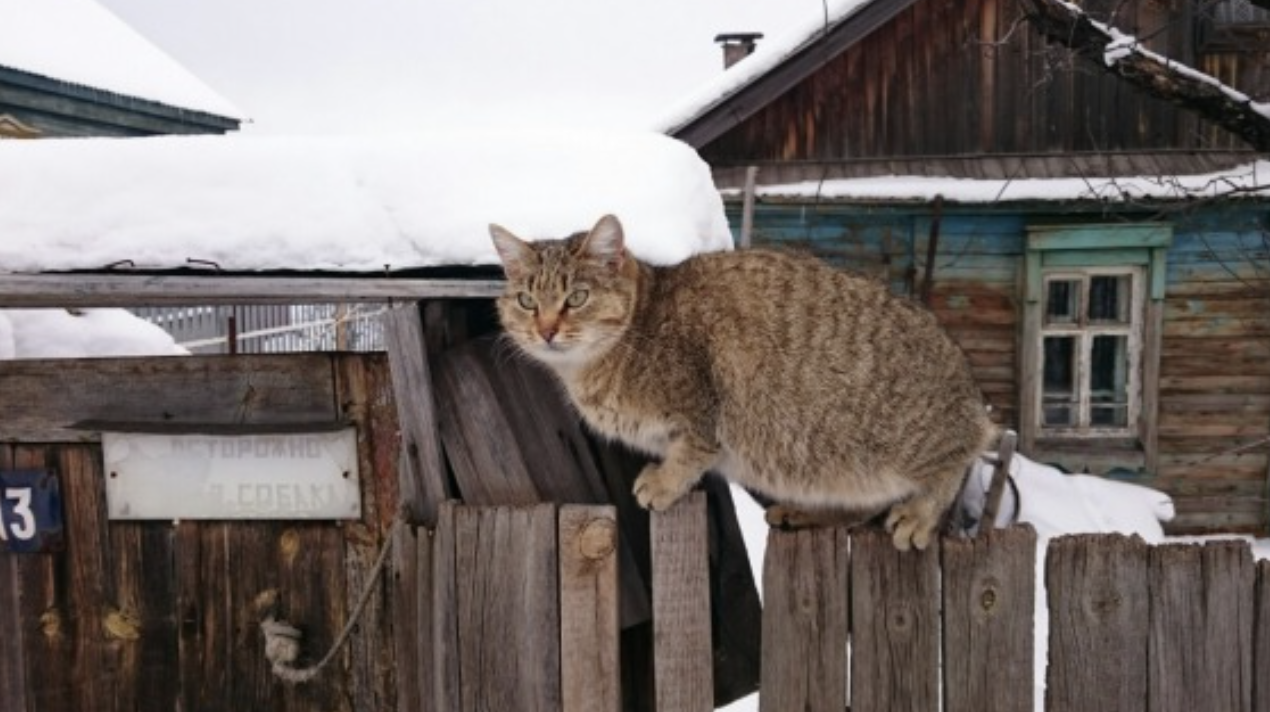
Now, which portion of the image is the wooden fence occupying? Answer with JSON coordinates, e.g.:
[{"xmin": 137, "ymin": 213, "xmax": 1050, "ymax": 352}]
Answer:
[{"xmin": 394, "ymin": 507, "xmax": 1270, "ymax": 712}]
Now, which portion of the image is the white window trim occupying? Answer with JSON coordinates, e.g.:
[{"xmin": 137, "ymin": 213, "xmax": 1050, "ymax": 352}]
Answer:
[{"xmin": 1037, "ymin": 266, "xmax": 1146, "ymax": 439}]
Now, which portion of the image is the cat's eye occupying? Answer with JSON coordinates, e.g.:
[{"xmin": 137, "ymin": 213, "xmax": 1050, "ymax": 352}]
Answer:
[
  {"xmin": 565, "ymin": 290, "xmax": 589, "ymax": 309},
  {"xmin": 516, "ymin": 292, "xmax": 537, "ymax": 310}
]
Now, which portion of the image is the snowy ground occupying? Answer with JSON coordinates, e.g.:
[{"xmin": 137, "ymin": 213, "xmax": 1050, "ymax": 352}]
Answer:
[{"xmin": 721, "ymin": 456, "xmax": 1270, "ymax": 712}]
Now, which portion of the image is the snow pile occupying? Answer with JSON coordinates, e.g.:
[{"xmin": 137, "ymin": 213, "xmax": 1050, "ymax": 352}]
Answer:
[
  {"xmin": 0, "ymin": 309, "xmax": 186, "ymax": 359},
  {"xmin": 0, "ymin": 0, "xmax": 242, "ymax": 118},
  {"xmin": 0, "ymin": 132, "xmax": 731, "ymax": 273},
  {"xmin": 963, "ymin": 452, "xmax": 1175, "ymax": 541}
]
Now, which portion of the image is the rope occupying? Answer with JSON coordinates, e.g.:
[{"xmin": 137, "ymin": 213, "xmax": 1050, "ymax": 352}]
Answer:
[{"xmin": 262, "ymin": 513, "xmax": 406, "ymax": 684}]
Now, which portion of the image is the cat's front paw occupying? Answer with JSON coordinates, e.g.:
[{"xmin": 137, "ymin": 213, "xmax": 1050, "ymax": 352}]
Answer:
[{"xmin": 632, "ymin": 465, "xmax": 689, "ymax": 511}]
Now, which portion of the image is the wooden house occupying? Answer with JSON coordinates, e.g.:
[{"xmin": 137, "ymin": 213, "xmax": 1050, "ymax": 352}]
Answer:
[
  {"xmin": 667, "ymin": 0, "xmax": 1270, "ymax": 534},
  {"xmin": 0, "ymin": 0, "xmax": 242, "ymax": 137}
]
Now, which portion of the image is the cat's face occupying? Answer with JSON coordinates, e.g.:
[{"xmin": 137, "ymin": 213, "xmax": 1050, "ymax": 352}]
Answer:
[{"xmin": 489, "ymin": 214, "xmax": 637, "ymax": 370}]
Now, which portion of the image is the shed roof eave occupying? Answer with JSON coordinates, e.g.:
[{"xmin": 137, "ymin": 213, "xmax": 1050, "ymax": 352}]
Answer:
[{"xmin": 0, "ymin": 65, "xmax": 244, "ymax": 129}]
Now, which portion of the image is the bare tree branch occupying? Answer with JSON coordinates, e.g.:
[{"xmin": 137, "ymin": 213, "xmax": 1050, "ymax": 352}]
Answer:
[{"xmin": 1020, "ymin": 0, "xmax": 1270, "ymax": 151}]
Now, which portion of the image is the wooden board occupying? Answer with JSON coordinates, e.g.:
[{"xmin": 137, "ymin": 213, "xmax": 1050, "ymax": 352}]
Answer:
[
  {"xmin": 651, "ymin": 493, "xmax": 713, "ymax": 712},
  {"xmin": 759, "ymin": 527, "xmax": 849, "ymax": 712},
  {"xmin": 382, "ymin": 304, "xmax": 450, "ymax": 525},
  {"xmin": 559, "ymin": 505, "xmax": 621, "ymax": 712},
  {"xmin": 1256, "ymin": 560, "xmax": 1270, "ymax": 712},
  {"xmin": 1046, "ymin": 533, "xmax": 1150, "ymax": 712},
  {"xmin": 0, "ymin": 274, "xmax": 503, "ymax": 308},
  {"xmin": 1147, "ymin": 541, "xmax": 1254, "ymax": 712},
  {"xmin": 0, "ymin": 354, "xmax": 339, "ymax": 442},
  {"xmin": 451, "ymin": 503, "xmax": 561, "ymax": 712},
  {"xmin": 849, "ymin": 530, "xmax": 940, "ymax": 712},
  {"xmin": 942, "ymin": 525, "xmax": 1036, "ymax": 712}
]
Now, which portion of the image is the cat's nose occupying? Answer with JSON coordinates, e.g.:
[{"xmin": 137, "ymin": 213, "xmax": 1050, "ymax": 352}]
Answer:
[{"xmin": 538, "ymin": 323, "xmax": 559, "ymax": 343}]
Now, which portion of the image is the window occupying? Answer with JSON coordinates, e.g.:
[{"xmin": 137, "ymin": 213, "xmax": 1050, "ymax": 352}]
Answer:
[
  {"xmin": 1039, "ymin": 269, "xmax": 1143, "ymax": 435},
  {"xmin": 1021, "ymin": 224, "xmax": 1171, "ymax": 473}
]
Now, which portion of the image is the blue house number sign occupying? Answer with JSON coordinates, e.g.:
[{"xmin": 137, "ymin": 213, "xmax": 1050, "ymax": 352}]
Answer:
[{"xmin": 0, "ymin": 469, "xmax": 64, "ymax": 553}]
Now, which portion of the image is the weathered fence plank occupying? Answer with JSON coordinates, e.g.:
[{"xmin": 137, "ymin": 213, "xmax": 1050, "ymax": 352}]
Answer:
[
  {"xmin": 943, "ymin": 525, "xmax": 1036, "ymax": 712},
  {"xmin": 391, "ymin": 523, "xmax": 424, "ymax": 712},
  {"xmin": 451, "ymin": 504, "xmax": 561, "ymax": 712},
  {"xmin": 652, "ymin": 492, "xmax": 713, "ymax": 712},
  {"xmin": 1148, "ymin": 541, "xmax": 1254, "ymax": 712},
  {"xmin": 559, "ymin": 505, "xmax": 621, "ymax": 712},
  {"xmin": 431, "ymin": 503, "xmax": 460, "ymax": 712},
  {"xmin": 1255, "ymin": 559, "xmax": 1270, "ymax": 712},
  {"xmin": 383, "ymin": 304, "xmax": 450, "ymax": 524},
  {"xmin": 1047, "ymin": 533, "xmax": 1150, "ymax": 712},
  {"xmin": 850, "ymin": 530, "xmax": 941, "ymax": 712},
  {"xmin": 0, "ymin": 552, "xmax": 26, "ymax": 712},
  {"xmin": 759, "ymin": 527, "xmax": 849, "ymax": 712},
  {"xmin": 432, "ymin": 345, "xmax": 540, "ymax": 506}
]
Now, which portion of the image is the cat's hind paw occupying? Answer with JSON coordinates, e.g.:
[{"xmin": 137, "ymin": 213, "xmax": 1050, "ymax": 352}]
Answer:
[{"xmin": 632, "ymin": 465, "xmax": 691, "ymax": 511}]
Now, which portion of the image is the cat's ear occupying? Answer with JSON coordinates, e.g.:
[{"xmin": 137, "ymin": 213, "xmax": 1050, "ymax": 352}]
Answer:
[
  {"xmin": 579, "ymin": 214, "xmax": 626, "ymax": 272},
  {"xmin": 489, "ymin": 223, "xmax": 534, "ymax": 280}
]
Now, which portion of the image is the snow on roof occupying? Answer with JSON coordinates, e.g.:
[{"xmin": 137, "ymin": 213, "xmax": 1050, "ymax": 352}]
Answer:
[
  {"xmin": 729, "ymin": 160, "xmax": 1270, "ymax": 203},
  {"xmin": 656, "ymin": 0, "xmax": 873, "ymax": 134},
  {"xmin": 0, "ymin": 0, "xmax": 243, "ymax": 119},
  {"xmin": 0, "ymin": 131, "xmax": 731, "ymax": 274}
]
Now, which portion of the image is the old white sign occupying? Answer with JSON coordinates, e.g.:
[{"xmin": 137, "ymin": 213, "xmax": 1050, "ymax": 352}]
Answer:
[{"xmin": 102, "ymin": 429, "xmax": 361, "ymax": 520}]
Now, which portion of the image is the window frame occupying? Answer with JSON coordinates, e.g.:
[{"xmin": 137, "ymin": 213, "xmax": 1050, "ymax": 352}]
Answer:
[
  {"xmin": 1020, "ymin": 224, "xmax": 1172, "ymax": 473},
  {"xmin": 1037, "ymin": 266, "xmax": 1146, "ymax": 438}
]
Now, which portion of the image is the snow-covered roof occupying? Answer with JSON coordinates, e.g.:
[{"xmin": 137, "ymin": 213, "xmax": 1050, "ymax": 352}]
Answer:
[
  {"xmin": 0, "ymin": 0, "xmax": 243, "ymax": 119},
  {"xmin": 0, "ymin": 131, "xmax": 731, "ymax": 274},
  {"xmin": 730, "ymin": 160, "xmax": 1270, "ymax": 204},
  {"xmin": 656, "ymin": 0, "xmax": 875, "ymax": 136}
]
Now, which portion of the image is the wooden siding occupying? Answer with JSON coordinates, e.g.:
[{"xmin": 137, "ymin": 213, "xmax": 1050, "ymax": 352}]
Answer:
[
  {"xmin": 732, "ymin": 199, "xmax": 1270, "ymax": 533},
  {"xmin": 1157, "ymin": 220, "xmax": 1270, "ymax": 533},
  {"xmin": 699, "ymin": 0, "xmax": 1265, "ymax": 167},
  {"xmin": 0, "ymin": 354, "xmax": 400, "ymax": 712}
]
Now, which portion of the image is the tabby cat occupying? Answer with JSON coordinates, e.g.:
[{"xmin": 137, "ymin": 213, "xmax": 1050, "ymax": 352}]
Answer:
[{"xmin": 489, "ymin": 214, "xmax": 995, "ymax": 550}]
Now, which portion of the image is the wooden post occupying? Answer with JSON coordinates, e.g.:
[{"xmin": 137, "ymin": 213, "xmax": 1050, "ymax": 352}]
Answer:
[
  {"xmin": 559, "ymin": 505, "xmax": 621, "ymax": 712},
  {"xmin": 1255, "ymin": 560, "xmax": 1270, "ymax": 712},
  {"xmin": 739, "ymin": 166, "xmax": 758, "ymax": 249},
  {"xmin": 1147, "ymin": 541, "xmax": 1254, "ymax": 712},
  {"xmin": 979, "ymin": 430, "xmax": 1018, "ymax": 535},
  {"xmin": 651, "ymin": 492, "xmax": 712, "ymax": 712},
  {"xmin": 759, "ymin": 527, "xmax": 849, "ymax": 712},
  {"xmin": 382, "ymin": 304, "xmax": 450, "ymax": 524},
  {"xmin": 1046, "ymin": 534, "xmax": 1149, "ymax": 712},
  {"xmin": 849, "ymin": 530, "xmax": 941, "ymax": 712},
  {"xmin": 942, "ymin": 525, "xmax": 1036, "ymax": 712}
]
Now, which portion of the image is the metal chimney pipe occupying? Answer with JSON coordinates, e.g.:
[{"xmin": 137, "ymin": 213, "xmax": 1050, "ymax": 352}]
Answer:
[{"xmin": 714, "ymin": 32, "xmax": 763, "ymax": 69}]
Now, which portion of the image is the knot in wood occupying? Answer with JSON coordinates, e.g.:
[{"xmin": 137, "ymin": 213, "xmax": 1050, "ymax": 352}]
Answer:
[
  {"xmin": 577, "ymin": 518, "xmax": 617, "ymax": 561},
  {"xmin": 980, "ymin": 586, "xmax": 998, "ymax": 613},
  {"xmin": 40, "ymin": 608, "xmax": 63, "ymax": 640},
  {"xmin": 103, "ymin": 608, "xmax": 141, "ymax": 641}
]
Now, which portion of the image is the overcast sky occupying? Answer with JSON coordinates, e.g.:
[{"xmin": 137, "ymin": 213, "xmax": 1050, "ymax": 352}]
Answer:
[{"xmin": 95, "ymin": 0, "xmax": 813, "ymax": 135}]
